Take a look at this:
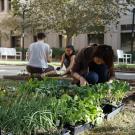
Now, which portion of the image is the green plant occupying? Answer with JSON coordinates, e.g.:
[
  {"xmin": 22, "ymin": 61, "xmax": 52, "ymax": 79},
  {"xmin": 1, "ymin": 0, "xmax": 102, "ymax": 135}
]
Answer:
[
  {"xmin": 0, "ymin": 94, "xmax": 58, "ymax": 134},
  {"xmin": 107, "ymin": 80, "xmax": 130, "ymax": 105},
  {"xmin": 0, "ymin": 79, "xmax": 130, "ymax": 134},
  {"xmin": 51, "ymin": 47, "xmax": 64, "ymax": 59},
  {"xmin": 115, "ymin": 64, "xmax": 135, "ymax": 69}
]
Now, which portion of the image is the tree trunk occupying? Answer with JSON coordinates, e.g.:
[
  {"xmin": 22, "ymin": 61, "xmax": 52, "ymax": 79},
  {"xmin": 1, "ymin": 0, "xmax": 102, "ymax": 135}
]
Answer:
[{"xmin": 66, "ymin": 34, "xmax": 72, "ymax": 46}]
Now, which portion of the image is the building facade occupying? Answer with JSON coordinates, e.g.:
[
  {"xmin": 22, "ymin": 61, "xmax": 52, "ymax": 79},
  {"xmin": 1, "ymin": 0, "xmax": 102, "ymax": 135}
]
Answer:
[{"xmin": 0, "ymin": 0, "xmax": 135, "ymax": 53}]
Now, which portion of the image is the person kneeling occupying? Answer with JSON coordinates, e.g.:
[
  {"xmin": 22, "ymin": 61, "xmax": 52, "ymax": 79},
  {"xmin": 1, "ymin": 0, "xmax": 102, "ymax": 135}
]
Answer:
[
  {"xmin": 26, "ymin": 32, "xmax": 54, "ymax": 78},
  {"xmin": 72, "ymin": 44, "xmax": 114, "ymax": 86},
  {"xmin": 56, "ymin": 45, "xmax": 75, "ymax": 76}
]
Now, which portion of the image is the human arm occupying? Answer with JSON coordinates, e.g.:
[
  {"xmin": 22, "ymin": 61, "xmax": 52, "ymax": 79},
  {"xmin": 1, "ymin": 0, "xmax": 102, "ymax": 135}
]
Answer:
[
  {"xmin": 108, "ymin": 66, "xmax": 115, "ymax": 82},
  {"xmin": 60, "ymin": 54, "xmax": 65, "ymax": 69},
  {"xmin": 64, "ymin": 55, "xmax": 75, "ymax": 74},
  {"xmin": 72, "ymin": 72, "xmax": 88, "ymax": 86},
  {"xmin": 56, "ymin": 54, "xmax": 65, "ymax": 71}
]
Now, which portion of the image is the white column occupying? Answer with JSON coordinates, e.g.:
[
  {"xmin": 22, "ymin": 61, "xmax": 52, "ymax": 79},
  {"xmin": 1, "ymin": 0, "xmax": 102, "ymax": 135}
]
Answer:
[
  {"xmin": 4, "ymin": 0, "xmax": 8, "ymax": 12},
  {"xmin": 0, "ymin": 0, "xmax": 1, "ymax": 11}
]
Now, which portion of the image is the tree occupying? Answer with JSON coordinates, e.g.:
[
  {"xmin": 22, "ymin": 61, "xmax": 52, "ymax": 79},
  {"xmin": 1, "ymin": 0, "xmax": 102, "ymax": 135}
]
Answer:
[
  {"xmin": 2, "ymin": 0, "xmax": 135, "ymax": 46},
  {"xmin": 27, "ymin": 0, "xmax": 135, "ymax": 45}
]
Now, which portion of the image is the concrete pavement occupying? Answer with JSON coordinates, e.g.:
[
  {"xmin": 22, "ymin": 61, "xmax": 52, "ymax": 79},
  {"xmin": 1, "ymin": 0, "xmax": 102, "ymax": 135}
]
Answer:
[
  {"xmin": 0, "ymin": 65, "xmax": 135, "ymax": 80},
  {"xmin": 0, "ymin": 65, "xmax": 25, "ymax": 79},
  {"xmin": 115, "ymin": 72, "xmax": 135, "ymax": 80}
]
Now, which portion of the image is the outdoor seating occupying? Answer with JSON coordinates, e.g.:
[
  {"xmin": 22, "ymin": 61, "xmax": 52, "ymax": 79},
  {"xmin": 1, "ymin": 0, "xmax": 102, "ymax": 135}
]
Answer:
[
  {"xmin": 25, "ymin": 51, "xmax": 28, "ymax": 61},
  {"xmin": 117, "ymin": 49, "xmax": 132, "ymax": 64},
  {"xmin": 0, "ymin": 47, "xmax": 22, "ymax": 60}
]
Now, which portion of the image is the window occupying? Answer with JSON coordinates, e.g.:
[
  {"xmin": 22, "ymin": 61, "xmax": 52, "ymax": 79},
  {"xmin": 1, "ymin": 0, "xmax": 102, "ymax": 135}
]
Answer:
[
  {"xmin": 126, "ymin": 0, "xmax": 131, "ymax": 3},
  {"xmin": 121, "ymin": 33, "xmax": 135, "ymax": 51},
  {"xmin": 121, "ymin": 24, "xmax": 135, "ymax": 31},
  {"xmin": 87, "ymin": 34, "xmax": 104, "ymax": 45},
  {"xmin": 1, "ymin": 0, "xmax": 4, "ymax": 11},
  {"xmin": 11, "ymin": 36, "xmax": 21, "ymax": 48},
  {"xmin": 59, "ymin": 35, "xmax": 63, "ymax": 48},
  {"xmin": 0, "ymin": 36, "xmax": 1, "ymax": 47},
  {"xmin": 8, "ymin": 0, "xmax": 11, "ymax": 10},
  {"xmin": 0, "ymin": 30, "xmax": 1, "ymax": 47},
  {"xmin": 117, "ymin": 0, "xmax": 128, "ymax": 4}
]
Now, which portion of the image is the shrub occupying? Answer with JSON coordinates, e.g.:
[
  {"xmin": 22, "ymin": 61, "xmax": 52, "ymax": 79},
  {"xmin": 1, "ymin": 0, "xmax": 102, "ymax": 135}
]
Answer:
[
  {"xmin": 16, "ymin": 47, "xmax": 28, "ymax": 53},
  {"xmin": 51, "ymin": 47, "xmax": 64, "ymax": 59},
  {"xmin": 127, "ymin": 51, "xmax": 135, "ymax": 62}
]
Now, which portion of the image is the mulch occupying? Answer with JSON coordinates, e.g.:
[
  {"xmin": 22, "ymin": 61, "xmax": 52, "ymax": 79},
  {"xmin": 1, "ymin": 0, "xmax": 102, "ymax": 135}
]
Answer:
[{"xmin": 3, "ymin": 74, "xmax": 73, "ymax": 81}]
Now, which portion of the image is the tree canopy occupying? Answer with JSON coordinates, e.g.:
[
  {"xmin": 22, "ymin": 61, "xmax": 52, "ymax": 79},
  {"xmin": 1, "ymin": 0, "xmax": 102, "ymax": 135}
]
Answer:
[{"xmin": 4, "ymin": 0, "xmax": 135, "ymax": 44}]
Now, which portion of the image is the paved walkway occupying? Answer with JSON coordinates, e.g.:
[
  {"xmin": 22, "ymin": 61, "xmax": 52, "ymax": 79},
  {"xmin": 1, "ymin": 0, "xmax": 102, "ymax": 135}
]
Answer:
[
  {"xmin": 0, "ymin": 65, "xmax": 25, "ymax": 79},
  {"xmin": 115, "ymin": 72, "xmax": 135, "ymax": 80},
  {"xmin": 0, "ymin": 65, "xmax": 135, "ymax": 80}
]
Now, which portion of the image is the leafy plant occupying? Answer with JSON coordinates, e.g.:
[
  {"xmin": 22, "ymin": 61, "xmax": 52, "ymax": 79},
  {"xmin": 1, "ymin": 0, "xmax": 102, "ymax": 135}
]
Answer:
[{"xmin": 0, "ymin": 79, "xmax": 130, "ymax": 134}]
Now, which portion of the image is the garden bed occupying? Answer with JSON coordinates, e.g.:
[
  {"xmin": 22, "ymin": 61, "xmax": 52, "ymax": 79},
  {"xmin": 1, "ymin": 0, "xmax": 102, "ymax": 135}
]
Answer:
[
  {"xmin": 118, "ymin": 79, "xmax": 135, "ymax": 87},
  {"xmin": 88, "ymin": 89, "xmax": 135, "ymax": 135},
  {"xmin": 115, "ymin": 68, "xmax": 135, "ymax": 73},
  {"xmin": 3, "ymin": 74, "xmax": 30, "ymax": 80},
  {"xmin": 114, "ymin": 64, "xmax": 135, "ymax": 73},
  {"xmin": 0, "ymin": 79, "xmax": 130, "ymax": 135},
  {"xmin": 3, "ymin": 74, "xmax": 73, "ymax": 81}
]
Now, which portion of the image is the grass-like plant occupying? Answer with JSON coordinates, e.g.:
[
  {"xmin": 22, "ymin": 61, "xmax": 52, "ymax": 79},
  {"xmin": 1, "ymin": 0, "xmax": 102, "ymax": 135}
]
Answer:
[{"xmin": 0, "ymin": 79, "xmax": 130, "ymax": 134}]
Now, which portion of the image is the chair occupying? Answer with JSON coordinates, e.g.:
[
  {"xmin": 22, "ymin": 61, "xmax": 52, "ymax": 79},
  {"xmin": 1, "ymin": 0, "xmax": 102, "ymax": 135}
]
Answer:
[
  {"xmin": 25, "ymin": 51, "xmax": 29, "ymax": 61},
  {"xmin": 0, "ymin": 47, "xmax": 22, "ymax": 60},
  {"xmin": 117, "ymin": 49, "xmax": 132, "ymax": 64}
]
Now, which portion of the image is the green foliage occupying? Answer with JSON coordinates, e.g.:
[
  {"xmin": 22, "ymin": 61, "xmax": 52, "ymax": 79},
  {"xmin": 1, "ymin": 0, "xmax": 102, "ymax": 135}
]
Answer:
[
  {"xmin": 11, "ymin": 0, "xmax": 22, "ymax": 16},
  {"xmin": 115, "ymin": 63, "xmax": 135, "ymax": 69},
  {"xmin": 127, "ymin": 51, "xmax": 135, "ymax": 62},
  {"xmin": 51, "ymin": 47, "xmax": 65, "ymax": 59},
  {"xmin": 0, "ymin": 79, "xmax": 130, "ymax": 134},
  {"xmin": 9, "ymin": 0, "xmax": 135, "ymax": 46},
  {"xmin": 16, "ymin": 47, "xmax": 28, "ymax": 53}
]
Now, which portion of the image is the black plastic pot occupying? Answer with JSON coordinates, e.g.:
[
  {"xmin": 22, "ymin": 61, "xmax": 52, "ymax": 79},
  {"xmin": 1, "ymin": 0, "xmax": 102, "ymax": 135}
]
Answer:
[
  {"xmin": 63, "ymin": 123, "xmax": 94, "ymax": 135},
  {"xmin": 61, "ymin": 129, "xmax": 70, "ymax": 135},
  {"xmin": 102, "ymin": 104, "xmax": 117, "ymax": 114},
  {"xmin": 103, "ymin": 104, "xmax": 124, "ymax": 120}
]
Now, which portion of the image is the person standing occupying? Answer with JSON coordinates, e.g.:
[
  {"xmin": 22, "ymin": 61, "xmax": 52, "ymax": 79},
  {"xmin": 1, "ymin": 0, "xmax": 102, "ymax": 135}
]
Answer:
[{"xmin": 26, "ymin": 32, "xmax": 54, "ymax": 75}]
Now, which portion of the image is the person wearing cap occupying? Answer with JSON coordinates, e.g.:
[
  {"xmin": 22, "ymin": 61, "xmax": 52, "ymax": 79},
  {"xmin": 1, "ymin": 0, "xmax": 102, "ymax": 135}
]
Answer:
[{"xmin": 26, "ymin": 32, "xmax": 54, "ymax": 75}]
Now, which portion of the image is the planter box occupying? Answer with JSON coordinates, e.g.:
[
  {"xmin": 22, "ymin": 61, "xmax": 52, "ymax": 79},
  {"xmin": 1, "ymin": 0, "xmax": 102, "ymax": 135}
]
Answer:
[
  {"xmin": 3, "ymin": 75, "xmax": 73, "ymax": 81},
  {"xmin": 115, "ymin": 69, "xmax": 135, "ymax": 73},
  {"xmin": 3, "ymin": 75, "xmax": 29, "ymax": 80},
  {"xmin": 64, "ymin": 123, "xmax": 94, "ymax": 135},
  {"xmin": 61, "ymin": 129, "xmax": 70, "ymax": 135},
  {"xmin": 104, "ymin": 104, "xmax": 124, "ymax": 120}
]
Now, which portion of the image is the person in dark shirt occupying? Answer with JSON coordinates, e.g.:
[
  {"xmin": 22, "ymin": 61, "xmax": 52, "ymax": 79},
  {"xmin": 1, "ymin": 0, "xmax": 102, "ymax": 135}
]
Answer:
[
  {"xmin": 58, "ymin": 45, "xmax": 75, "ymax": 75},
  {"xmin": 72, "ymin": 44, "xmax": 114, "ymax": 86}
]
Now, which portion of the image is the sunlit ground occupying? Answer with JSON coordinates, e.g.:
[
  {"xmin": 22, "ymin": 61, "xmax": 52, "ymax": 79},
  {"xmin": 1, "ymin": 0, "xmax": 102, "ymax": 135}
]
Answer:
[{"xmin": 0, "ymin": 60, "xmax": 61, "ymax": 67}]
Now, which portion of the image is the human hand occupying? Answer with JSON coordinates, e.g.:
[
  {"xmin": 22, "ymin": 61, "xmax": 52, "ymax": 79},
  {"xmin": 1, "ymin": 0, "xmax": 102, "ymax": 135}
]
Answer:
[{"xmin": 80, "ymin": 77, "xmax": 88, "ymax": 86}]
